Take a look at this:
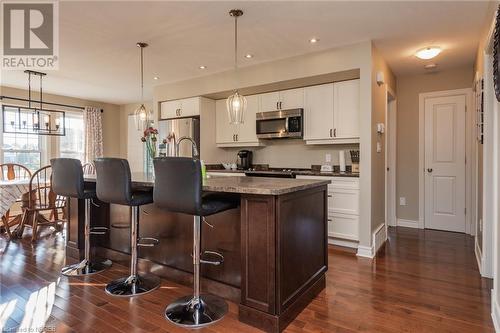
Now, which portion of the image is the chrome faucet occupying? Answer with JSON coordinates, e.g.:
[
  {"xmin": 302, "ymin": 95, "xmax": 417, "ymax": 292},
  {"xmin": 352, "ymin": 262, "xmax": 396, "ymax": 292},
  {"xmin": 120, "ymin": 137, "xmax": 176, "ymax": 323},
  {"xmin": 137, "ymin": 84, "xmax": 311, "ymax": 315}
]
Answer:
[{"xmin": 176, "ymin": 136, "xmax": 199, "ymax": 158}]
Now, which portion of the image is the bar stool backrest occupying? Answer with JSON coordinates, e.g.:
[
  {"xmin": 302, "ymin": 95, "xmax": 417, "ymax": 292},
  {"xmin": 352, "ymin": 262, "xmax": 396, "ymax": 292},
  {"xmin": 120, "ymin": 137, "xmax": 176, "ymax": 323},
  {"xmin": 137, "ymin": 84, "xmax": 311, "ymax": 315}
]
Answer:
[
  {"xmin": 94, "ymin": 158, "xmax": 133, "ymax": 206},
  {"xmin": 51, "ymin": 158, "xmax": 85, "ymax": 199},
  {"xmin": 153, "ymin": 157, "xmax": 202, "ymax": 216}
]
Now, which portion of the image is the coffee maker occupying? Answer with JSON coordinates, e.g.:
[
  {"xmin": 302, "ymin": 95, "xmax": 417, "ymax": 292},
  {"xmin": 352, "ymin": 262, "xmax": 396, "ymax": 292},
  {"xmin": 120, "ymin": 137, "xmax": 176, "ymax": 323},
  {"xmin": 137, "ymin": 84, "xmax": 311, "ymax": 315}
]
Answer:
[{"xmin": 237, "ymin": 150, "xmax": 253, "ymax": 170}]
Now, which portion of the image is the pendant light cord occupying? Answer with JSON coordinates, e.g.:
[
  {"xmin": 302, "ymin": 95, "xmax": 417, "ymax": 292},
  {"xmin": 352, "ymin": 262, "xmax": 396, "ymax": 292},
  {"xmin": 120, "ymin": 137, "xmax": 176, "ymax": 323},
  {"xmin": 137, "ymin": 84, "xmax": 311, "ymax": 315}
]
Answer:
[{"xmin": 140, "ymin": 46, "xmax": 144, "ymax": 103}]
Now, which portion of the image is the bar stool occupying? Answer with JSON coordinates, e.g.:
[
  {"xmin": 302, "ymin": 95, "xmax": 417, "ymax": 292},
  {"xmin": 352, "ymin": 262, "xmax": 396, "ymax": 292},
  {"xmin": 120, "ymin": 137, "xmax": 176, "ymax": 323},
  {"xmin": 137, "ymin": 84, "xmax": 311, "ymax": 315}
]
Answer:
[
  {"xmin": 94, "ymin": 158, "xmax": 160, "ymax": 297},
  {"xmin": 153, "ymin": 157, "xmax": 239, "ymax": 328},
  {"xmin": 51, "ymin": 158, "xmax": 112, "ymax": 276}
]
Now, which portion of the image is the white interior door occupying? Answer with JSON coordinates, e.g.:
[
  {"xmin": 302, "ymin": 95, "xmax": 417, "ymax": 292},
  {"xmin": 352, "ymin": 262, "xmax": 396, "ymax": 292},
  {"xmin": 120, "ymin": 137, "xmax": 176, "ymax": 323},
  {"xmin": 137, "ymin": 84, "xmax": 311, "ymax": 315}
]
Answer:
[{"xmin": 424, "ymin": 94, "xmax": 466, "ymax": 232}]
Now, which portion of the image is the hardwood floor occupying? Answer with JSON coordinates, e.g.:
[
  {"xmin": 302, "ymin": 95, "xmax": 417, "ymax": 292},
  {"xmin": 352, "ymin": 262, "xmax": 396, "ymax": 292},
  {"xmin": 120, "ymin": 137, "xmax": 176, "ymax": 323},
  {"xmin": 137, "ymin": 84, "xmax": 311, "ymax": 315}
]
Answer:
[{"xmin": 0, "ymin": 226, "xmax": 494, "ymax": 332}]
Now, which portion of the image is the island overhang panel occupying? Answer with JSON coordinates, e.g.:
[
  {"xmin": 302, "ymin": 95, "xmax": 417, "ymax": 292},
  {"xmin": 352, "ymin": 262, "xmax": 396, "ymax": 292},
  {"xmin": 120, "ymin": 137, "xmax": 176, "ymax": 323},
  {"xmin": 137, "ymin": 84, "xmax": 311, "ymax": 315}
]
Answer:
[{"xmin": 66, "ymin": 175, "xmax": 329, "ymax": 333}]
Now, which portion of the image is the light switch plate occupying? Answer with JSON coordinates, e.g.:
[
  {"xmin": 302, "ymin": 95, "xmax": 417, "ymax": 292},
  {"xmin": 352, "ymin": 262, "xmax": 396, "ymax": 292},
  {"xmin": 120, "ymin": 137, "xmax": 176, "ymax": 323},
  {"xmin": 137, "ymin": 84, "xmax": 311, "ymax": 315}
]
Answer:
[
  {"xmin": 399, "ymin": 197, "xmax": 406, "ymax": 206},
  {"xmin": 376, "ymin": 142, "xmax": 382, "ymax": 153},
  {"xmin": 325, "ymin": 153, "xmax": 332, "ymax": 163}
]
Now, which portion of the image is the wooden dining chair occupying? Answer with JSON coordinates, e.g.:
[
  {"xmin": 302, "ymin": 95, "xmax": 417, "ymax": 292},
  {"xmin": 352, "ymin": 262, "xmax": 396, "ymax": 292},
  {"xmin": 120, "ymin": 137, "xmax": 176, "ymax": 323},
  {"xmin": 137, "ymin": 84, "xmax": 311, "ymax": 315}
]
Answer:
[
  {"xmin": 0, "ymin": 163, "xmax": 32, "ymax": 238},
  {"xmin": 82, "ymin": 162, "xmax": 96, "ymax": 175},
  {"xmin": 16, "ymin": 165, "xmax": 66, "ymax": 241}
]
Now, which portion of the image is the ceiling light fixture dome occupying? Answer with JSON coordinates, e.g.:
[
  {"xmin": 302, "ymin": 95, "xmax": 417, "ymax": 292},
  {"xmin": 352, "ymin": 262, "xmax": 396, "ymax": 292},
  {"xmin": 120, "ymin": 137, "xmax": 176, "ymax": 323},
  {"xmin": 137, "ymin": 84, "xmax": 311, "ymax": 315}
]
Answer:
[
  {"xmin": 134, "ymin": 42, "xmax": 152, "ymax": 130},
  {"xmin": 415, "ymin": 46, "xmax": 442, "ymax": 60},
  {"xmin": 226, "ymin": 9, "xmax": 246, "ymax": 125}
]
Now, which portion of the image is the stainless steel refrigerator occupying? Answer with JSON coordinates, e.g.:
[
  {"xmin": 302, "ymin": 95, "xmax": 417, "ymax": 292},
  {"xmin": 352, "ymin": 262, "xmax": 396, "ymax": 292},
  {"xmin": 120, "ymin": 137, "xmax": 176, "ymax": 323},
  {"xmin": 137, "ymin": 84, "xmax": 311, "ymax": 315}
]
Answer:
[{"xmin": 158, "ymin": 117, "xmax": 200, "ymax": 157}]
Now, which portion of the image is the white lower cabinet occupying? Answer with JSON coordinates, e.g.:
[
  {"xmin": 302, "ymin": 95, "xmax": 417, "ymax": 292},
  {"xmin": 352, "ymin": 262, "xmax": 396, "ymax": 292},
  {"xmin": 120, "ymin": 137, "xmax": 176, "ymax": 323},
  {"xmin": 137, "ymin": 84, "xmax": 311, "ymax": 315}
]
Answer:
[{"xmin": 297, "ymin": 175, "xmax": 359, "ymax": 247}]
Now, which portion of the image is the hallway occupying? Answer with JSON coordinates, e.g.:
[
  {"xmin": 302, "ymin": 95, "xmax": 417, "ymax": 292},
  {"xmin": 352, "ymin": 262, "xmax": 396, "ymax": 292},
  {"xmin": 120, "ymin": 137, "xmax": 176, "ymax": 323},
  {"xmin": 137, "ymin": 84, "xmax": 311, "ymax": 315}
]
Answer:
[{"xmin": 0, "ymin": 227, "xmax": 494, "ymax": 332}]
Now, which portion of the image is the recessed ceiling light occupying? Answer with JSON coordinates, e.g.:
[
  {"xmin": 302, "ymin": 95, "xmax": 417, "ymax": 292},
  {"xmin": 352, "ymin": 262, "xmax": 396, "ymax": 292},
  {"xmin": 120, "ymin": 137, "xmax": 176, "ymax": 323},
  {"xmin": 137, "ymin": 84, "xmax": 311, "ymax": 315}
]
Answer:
[
  {"xmin": 309, "ymin": 37, "xmax": 319, "ymax": 44},
  {"xmin": 415, "ymin": 47, "xmax": 442, "ymax": 60},
  {"xmin": 153, "ymin": 76, "xmax": 159, "ymax": 80},
  {"xmin": 424, "ymin": 63, "xmax": 437, "ymax": 70},
  {"xmin": 199, "ymin": 65, "xmax": 207, "ymax": 69},
  {"xmin": 245, "ymin": 54, "xmax": 253, "ymax": 59}
]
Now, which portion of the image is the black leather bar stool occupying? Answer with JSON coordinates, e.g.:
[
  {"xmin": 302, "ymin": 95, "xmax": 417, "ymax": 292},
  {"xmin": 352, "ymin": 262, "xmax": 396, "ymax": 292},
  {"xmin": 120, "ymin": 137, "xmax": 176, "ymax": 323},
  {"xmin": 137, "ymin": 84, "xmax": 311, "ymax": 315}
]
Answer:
[
  {"xmin": 51, "ymin": 158, "xmax": 112, "ymax": 276},
  {"xmin": 153, "ymin": 157, "xmax": 239, "ymax": 328},
  {"xmin": 94, "ymin": 158, "xmax": 160, "ymax": 297}
]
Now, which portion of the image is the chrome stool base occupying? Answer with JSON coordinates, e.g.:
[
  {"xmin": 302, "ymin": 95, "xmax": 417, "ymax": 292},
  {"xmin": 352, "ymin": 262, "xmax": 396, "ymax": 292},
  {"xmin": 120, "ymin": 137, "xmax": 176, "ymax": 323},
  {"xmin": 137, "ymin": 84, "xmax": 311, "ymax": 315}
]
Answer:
[
  {"xmin": 105, "ymin": 274, "xmax": 160, "ymax": 297},
  {"xmin": 165, "ymin": 294, "xmax": 228, "ymax": 328},
  {"xmin": 61, "ymin": 259, "xmax": 112, "ymax": 277}
]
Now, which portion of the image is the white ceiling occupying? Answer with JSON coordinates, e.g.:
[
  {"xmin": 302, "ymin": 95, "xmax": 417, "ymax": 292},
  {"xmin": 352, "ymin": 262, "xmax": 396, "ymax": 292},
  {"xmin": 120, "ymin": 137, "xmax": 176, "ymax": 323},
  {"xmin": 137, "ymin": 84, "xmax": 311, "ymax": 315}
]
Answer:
[{"xmin": 0, "ymin": 1, "xmax": 494, "ymax": 105}]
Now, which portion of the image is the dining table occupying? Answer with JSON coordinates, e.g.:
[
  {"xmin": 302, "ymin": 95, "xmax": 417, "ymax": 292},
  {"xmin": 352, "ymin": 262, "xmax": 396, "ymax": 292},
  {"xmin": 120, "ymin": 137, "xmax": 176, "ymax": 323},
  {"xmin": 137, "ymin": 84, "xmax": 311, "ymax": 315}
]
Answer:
[{"xmin": 0, "ymin": 179, "xmax": 30, "ymax": 236}]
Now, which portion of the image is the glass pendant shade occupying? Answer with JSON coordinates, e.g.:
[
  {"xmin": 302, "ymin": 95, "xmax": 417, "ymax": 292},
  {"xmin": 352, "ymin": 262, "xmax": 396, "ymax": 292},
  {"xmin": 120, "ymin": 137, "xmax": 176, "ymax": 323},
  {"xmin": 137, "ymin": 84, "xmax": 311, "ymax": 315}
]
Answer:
[
  {"xmin": 226, "ymin": 90, "xmax": 246, "ymax": 124},
  {"xmin": 134, "ymin": 103, "xmax": 151, "ymax": 129}
]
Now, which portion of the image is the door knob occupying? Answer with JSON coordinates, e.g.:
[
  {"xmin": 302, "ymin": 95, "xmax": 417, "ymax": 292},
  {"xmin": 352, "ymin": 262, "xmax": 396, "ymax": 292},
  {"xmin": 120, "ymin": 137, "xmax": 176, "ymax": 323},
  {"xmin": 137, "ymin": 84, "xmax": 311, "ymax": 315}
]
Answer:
[{"xmin": 427, "ymin": 168, "xmax": 433, "ymax": 173}]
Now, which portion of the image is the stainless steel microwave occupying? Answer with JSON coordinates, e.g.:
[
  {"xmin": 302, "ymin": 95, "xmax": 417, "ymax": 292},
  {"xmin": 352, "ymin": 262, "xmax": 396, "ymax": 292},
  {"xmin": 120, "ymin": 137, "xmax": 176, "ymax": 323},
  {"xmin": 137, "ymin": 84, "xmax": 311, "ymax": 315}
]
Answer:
[{"xmin": 256, "ymin": 109, "xmax": 303, "ymax": 139}]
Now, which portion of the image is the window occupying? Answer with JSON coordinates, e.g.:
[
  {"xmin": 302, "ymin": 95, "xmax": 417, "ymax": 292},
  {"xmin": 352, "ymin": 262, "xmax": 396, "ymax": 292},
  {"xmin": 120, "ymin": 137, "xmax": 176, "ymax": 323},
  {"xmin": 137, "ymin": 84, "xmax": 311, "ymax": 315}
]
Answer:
[
  {"xmin": 59, "ymin": 112, "xmax": 84, "ymax": 161},
  {"xmin": 1, "ymin": 106, "xmax": 42, "ymax": 172}
]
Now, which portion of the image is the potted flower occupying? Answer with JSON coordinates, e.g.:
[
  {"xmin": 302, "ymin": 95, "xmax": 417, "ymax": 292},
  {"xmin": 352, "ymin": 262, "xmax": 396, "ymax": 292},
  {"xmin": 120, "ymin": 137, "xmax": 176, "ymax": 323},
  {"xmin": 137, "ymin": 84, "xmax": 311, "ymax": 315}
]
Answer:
[{"xmin": 141, "ymin": 126, "xmax": 158, "ymax": 176}]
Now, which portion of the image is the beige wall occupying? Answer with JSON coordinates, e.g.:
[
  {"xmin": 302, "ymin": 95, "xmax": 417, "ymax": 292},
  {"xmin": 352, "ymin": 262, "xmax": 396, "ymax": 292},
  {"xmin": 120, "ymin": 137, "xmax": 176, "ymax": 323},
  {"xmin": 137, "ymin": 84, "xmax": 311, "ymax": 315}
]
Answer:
[
  {"xmin": 395, "ymin": 66, "xmax": 473, "ymax": 221},
  {"xmin": 0, "ymin": 85, "xmax": 123, "ymax": 159},
  {"xmin": 371, "ymin": 45, "xmax": 396, "ymax": 233}
]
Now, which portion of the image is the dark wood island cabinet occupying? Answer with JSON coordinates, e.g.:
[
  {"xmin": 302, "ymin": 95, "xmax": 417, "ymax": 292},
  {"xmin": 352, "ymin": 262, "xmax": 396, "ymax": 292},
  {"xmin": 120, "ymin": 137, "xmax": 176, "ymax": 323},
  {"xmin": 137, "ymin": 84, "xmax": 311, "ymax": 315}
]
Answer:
[{"xmin": 66, "ymin": 174, "xmax": 329, "ymax": 332}]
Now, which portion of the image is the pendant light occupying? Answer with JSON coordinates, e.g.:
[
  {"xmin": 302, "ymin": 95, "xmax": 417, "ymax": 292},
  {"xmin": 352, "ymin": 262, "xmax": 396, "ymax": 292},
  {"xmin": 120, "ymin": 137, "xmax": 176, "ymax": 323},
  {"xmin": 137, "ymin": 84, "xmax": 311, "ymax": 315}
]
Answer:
[
  {"xmin": 226, "ymin": 9, "xmax": 247, "ymax": 124},
  {"xmin": 134, "ymin": 42, "xmax": 152, "ymax": 130}
]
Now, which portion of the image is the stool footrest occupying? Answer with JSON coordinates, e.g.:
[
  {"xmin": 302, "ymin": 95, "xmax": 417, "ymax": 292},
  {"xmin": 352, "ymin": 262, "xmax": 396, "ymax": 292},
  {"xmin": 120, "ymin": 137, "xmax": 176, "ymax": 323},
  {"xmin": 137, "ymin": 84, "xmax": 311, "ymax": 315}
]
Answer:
[
  {"xmin": 111, "ymin": 223, "xmax": 130, "ymax": 229},
  {"xmin": 200, "ymin": 250, "xmax": 224, "ymax": 266},
  {"xmin": 90, "ymin": 226, "xmax": 109, "ymax": 235},
  {"xmin": 137, "ymin": 237, "xmax": 159, "ymax": 247}
]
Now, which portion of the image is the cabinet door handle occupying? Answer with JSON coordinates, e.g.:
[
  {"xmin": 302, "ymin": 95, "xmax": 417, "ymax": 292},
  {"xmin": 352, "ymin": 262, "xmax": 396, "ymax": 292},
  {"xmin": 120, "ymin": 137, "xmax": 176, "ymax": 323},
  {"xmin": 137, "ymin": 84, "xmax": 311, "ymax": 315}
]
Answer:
[
  {"xmin": 329, "ymin": 129, "xmax": 332, "ymax": 137},
  {"xmin": 327, "ymin": 218, "xmax": 332, "ymax": 222},
  {"xmin": 179, "ymin": 108, "xmax": 182, "ymax": 116},
  {"xmin": 276, "ymin": 101, "xmax": 279, "ymax": 110},
  {"xmin": 334, "ymin": 128, "xmax": 337, "ymax": 137},
  {"xmin": 236, "ymin": 134, "xmax": 238, "ymax": 141},
  {"xmin": 279, "ymin": 101, "xmax": 282, "ymax": 109},
  {"xmin": 233, "ymin": 134, "xmax": 235, "ymax": 141}
]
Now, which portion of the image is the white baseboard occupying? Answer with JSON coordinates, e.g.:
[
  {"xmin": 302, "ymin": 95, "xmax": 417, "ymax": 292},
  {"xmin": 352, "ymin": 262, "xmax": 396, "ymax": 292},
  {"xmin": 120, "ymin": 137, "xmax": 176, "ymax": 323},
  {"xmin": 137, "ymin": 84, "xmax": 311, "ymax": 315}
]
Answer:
[
  {"xmin": 328, "ymin": 237, "xmax": 358, "ymax": 249},
  {"xmin": 492, "ymin": 291, "xmax": 500, "ymax": 332},
  {"xmin": 397, "ymin": 218, "xmax": 424, "ymax": 229},
  {"xmin": 356, "ymin": 245, "xmax": 374, "ymax": 258},
  {"xmin": 373, "ymin": 223, "xmax": 387, "ymax": 255}
]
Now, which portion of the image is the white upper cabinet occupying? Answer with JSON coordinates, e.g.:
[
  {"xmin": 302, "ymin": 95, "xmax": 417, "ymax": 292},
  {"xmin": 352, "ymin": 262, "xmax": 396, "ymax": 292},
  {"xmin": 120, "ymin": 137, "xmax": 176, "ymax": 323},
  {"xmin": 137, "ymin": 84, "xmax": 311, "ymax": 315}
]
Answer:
[
  {"xmin": 280, "ymin": 88, "xmax": 304, "ymax": 110},
  {"xmin": 304, "ymin": 79, "xmax": 360, "ymax": 144},
  {"xmin": 237, "ymin": 94, "xmax": 259, "ymax": 144},
  {"xmin": 304, "ymin": 83, "xmax": 334, "ymax": 141},
  {"xmin": 215, "ymin": 99, "xmax": 236, "ymax": 144},
  {"xmin": 160, "ymin": 97, "xmax": 200, "ymax": 119},
  {"xmin": 259, "ymin": 88, "xmax": 304, "ymax": 112},
  {"xmin": 333, "ymin": 79, "xmax": 360, "ymax": 140},
  {"xmin": 260, "ymin": 91, "xmax": 281, "ymax": 112},
  {"xmin": 215, "ymin": 96, "xmax": 262, "ymax": 147}
]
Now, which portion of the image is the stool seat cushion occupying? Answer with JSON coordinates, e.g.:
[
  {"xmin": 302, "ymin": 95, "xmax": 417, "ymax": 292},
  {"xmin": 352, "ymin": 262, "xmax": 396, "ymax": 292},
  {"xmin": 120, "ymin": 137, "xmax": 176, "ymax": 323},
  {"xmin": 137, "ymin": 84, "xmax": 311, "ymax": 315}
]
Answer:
[
  {"xmin": 200, "ymin": 192, "xmax": 239, "ymax": 217},
  {"xmin": 129, "ymin": 188, "xmax": 154, "ymax": 206}
]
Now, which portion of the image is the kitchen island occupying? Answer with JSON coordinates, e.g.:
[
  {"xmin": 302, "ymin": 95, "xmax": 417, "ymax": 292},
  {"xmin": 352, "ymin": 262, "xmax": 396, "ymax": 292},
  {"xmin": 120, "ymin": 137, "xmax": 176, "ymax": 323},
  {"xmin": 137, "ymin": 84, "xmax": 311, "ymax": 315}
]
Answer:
[{"xmin": 66, "ymin": 174, "xmax": 329, "ymax": 333}]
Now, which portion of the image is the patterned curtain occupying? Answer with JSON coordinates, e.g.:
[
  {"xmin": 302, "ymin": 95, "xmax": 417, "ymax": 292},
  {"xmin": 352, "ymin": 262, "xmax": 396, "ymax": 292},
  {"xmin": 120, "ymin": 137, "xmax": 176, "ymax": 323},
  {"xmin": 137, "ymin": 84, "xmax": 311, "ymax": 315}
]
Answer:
[{"xmin": 83, "ymin": 106, "xmax": 103, "ymax": 163}]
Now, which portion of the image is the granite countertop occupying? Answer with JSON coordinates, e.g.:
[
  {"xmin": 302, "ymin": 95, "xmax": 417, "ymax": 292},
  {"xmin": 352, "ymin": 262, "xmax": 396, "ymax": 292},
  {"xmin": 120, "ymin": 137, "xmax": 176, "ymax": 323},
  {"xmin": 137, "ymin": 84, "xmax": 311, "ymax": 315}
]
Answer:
[
  {"xmin": 207, "ymin": 169, "xmax": 359, "ymax": 178},
  {"xmin": 85, "ymin": 173, "xmax": 330, "ymax": 196}
]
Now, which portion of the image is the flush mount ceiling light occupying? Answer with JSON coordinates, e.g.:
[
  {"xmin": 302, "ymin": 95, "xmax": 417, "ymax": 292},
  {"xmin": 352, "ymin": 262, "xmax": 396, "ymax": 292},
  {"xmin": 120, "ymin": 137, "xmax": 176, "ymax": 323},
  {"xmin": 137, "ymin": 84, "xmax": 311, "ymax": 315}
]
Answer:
[
  {"xmin": 415, "ymin": 46, "xmax": 442, "ymax": 60},
  {"xmin": 199, "ymin": 65, "xmax": 207, "ymax": 69},
  {"xmin": 309, "ymin": 37, "xmax": 319, "ymax": 44},
  {"xmin": 226, "ymin": 9, "xmax": 247, "ymax": 125},
  {"xmin": 134, "ymin": 42, "xmax": 153, "ymax": 130},
  {"xmin": 245, "ymin": 54, "xmax": 253, "ymax": 59},
  {"xmin": 153, "ymin": 76, "xmax": 159, "ymax": 80}
]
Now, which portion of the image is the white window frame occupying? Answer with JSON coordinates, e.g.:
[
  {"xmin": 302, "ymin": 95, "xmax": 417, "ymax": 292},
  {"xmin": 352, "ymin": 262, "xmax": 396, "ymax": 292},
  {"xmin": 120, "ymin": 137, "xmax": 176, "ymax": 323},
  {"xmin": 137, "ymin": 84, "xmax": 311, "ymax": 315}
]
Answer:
[
  {"xmin": 56, "ymin": 110, "xmax": 84, "ymax": 161},
  {"xmin": 0, "ymin": 103, "xmax": 47, "ymax": 170}
]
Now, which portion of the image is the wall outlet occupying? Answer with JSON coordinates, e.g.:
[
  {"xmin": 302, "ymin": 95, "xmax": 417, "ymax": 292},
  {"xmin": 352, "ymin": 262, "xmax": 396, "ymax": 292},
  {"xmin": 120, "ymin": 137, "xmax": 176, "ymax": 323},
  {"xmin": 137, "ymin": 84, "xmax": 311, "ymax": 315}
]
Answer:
[
  {"xmin": 399, "ymin": 197, "xmax": 406, "ymax": 206},
  {"xmin": 325, "ymin": 153, "xmax": 332, "ymax": 163}
]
